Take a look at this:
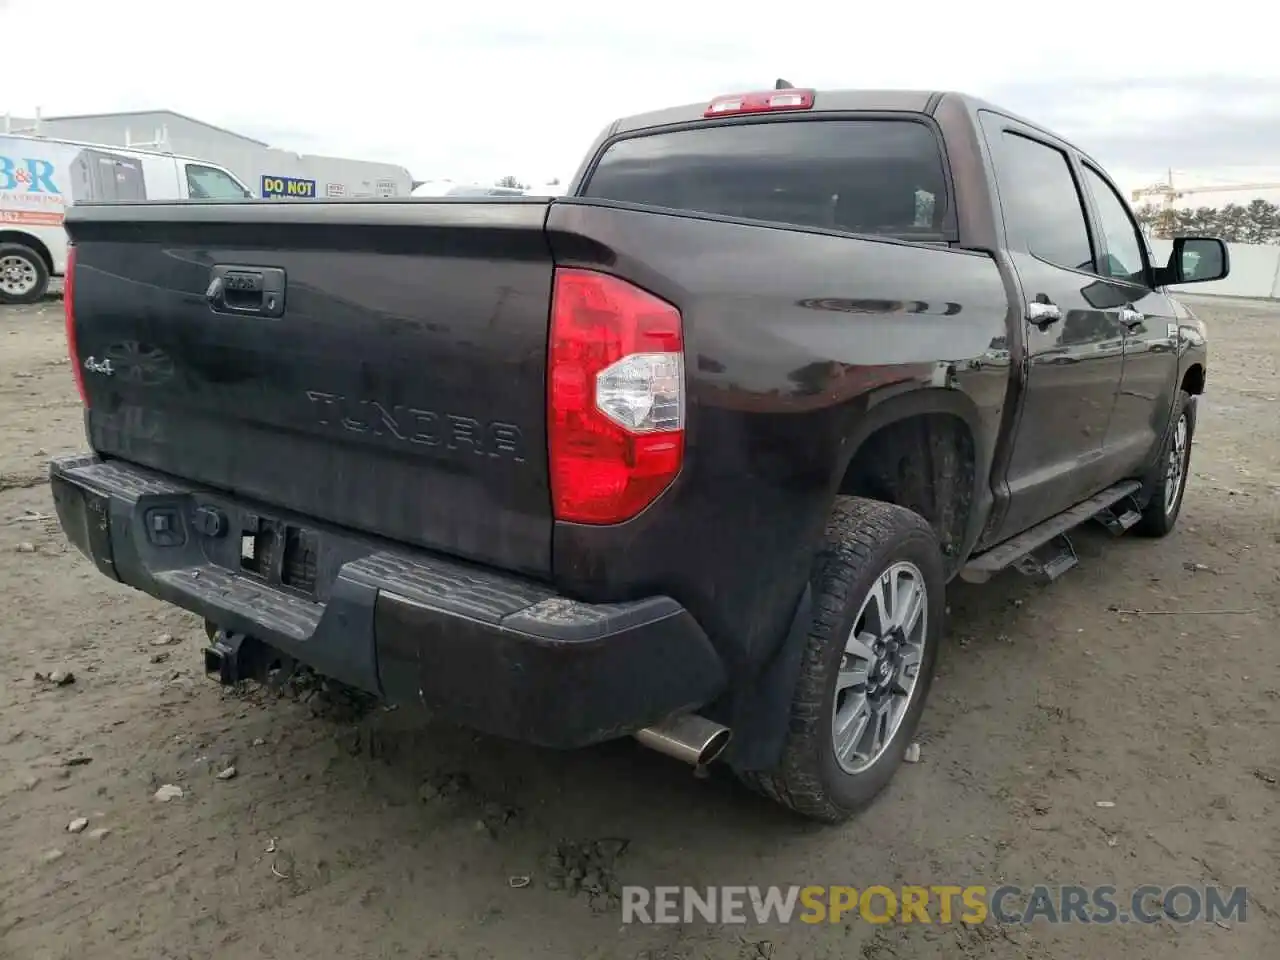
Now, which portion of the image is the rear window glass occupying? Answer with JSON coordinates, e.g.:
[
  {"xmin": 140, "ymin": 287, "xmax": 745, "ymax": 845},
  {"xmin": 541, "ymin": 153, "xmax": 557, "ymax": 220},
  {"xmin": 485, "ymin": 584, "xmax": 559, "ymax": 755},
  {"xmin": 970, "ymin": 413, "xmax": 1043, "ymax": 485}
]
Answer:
[{"xmin": 582, "ymin": 119, "xmax": 953, "ymax": 239}]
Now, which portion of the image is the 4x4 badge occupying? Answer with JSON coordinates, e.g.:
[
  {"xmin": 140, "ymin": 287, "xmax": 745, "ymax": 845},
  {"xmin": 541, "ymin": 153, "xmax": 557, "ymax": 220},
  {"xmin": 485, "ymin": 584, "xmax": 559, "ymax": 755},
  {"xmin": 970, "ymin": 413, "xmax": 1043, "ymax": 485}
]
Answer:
[{"xmin": 83, "ymin": 356, "xmax": 114, "ymax": 376}]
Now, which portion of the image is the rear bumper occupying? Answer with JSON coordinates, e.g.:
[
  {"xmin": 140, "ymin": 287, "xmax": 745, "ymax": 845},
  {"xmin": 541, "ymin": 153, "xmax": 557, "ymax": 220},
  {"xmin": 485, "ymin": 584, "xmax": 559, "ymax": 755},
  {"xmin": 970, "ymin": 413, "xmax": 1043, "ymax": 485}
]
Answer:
[{"xmin": 49, "ymin": 454, "xmax": 726, "ymax": 748}]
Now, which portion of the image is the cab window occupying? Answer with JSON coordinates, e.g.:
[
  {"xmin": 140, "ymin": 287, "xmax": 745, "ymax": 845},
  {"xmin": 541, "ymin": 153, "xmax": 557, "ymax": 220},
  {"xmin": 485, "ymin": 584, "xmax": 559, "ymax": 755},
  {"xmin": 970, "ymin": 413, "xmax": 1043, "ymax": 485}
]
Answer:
[
  {"xmin": 986, "ymin": 127, "xmax": 1095, "ymax": 273},
  {"xmin": 186, "ymin": 164, "xmax": 251, "ymax": 199},
  {"xmin": 583, "ymin": 119, "xmax": 955, "ymax": 240}
]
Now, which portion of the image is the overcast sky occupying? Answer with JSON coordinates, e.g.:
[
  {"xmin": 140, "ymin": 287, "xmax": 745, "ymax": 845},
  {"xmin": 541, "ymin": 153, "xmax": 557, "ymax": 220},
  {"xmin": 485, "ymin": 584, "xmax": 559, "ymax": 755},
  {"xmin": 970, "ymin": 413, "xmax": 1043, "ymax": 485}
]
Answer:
[{"xmin": 5, "ymin": 0, "xmax": 1280, "ymax": 200}]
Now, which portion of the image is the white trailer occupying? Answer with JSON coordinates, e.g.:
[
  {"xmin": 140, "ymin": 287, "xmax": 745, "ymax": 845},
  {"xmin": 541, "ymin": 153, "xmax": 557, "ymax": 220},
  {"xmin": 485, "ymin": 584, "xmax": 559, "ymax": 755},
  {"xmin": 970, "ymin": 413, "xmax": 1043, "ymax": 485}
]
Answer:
[{"xmin": 256, "ymin": 151, "xmax": 414, "ymax": 200}]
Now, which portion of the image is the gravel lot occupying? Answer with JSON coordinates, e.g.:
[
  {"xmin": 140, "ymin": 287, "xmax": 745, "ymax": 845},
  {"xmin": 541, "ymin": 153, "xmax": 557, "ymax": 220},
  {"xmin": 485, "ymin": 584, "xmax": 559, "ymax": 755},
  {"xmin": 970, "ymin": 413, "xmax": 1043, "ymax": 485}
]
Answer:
[{"xmin": 1, "ymin": 293, "xmax": 1276, "ymax": 960}]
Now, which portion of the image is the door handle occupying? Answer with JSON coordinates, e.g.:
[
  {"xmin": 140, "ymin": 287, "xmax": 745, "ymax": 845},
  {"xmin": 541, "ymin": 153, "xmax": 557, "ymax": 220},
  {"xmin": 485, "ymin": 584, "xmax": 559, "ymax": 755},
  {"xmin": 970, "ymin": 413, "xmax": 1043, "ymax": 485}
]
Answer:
[
  {"xmin": 1027, "ymin": 297, "xmax": 1062, "ymax": 330},
  {"xmin": 1119, "ymin": 306, "xmax": 1145, "ymax": 329}
]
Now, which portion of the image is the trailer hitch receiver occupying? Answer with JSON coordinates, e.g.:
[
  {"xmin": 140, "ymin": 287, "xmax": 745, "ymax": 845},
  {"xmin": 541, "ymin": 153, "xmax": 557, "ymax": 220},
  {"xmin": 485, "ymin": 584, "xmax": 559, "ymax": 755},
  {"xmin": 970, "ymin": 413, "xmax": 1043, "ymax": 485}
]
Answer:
[{"xmin": 204, "ymin": 629, "xmax": 256, "ymax": 685}]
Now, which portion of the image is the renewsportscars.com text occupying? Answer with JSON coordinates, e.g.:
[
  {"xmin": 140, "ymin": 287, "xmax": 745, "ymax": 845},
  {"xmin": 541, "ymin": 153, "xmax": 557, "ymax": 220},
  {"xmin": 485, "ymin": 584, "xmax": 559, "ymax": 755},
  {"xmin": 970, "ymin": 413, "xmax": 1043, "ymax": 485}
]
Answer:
[{"xmin": 622, "ymin": 884, "xmax": 1248, "ymax": 926}]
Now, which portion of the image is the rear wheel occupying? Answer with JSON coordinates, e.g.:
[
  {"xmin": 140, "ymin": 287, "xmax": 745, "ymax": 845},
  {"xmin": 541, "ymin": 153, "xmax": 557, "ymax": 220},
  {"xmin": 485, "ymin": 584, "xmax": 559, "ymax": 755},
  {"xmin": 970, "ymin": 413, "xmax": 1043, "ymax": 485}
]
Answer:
[
  {"xmin": 1135, "ymin": 391, "xmax": 1195, "ymax": 538},
  {"xmin": 742, "ymin": 497, "xmax": 945, "ymax": 823},
  {"xmin": 0, "ymin": 243, "xmax": 50, "ymax": 305}
]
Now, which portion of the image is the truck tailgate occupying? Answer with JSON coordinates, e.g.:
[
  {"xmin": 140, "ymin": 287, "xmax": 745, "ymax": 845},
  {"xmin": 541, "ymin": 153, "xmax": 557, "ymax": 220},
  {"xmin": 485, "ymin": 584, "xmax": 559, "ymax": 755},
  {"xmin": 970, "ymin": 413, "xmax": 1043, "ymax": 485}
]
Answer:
[{"xmin": 64, "ymin": 200, "xmax": 555, "ymax": 576}]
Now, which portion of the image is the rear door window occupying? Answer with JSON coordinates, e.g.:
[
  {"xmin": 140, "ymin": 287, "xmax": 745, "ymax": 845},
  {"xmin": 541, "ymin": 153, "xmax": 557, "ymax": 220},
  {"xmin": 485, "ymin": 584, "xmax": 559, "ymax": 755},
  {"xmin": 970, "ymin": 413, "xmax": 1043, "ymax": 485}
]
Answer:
[
  {"xmin": 985, "ymin": 128, "xmax": 1095, "ymax": 273},
  {"xmin": 582, "ymin": 119, "xmax": 954, "ymax": 240}
]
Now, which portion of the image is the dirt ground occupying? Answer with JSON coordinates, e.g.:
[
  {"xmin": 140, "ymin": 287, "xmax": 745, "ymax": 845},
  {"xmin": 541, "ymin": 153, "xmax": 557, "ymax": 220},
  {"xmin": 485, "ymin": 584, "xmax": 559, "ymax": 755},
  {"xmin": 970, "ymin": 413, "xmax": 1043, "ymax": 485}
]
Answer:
[{"xmin": 0, "ymin": 292, "xmax": 1276, "ymax": 960}]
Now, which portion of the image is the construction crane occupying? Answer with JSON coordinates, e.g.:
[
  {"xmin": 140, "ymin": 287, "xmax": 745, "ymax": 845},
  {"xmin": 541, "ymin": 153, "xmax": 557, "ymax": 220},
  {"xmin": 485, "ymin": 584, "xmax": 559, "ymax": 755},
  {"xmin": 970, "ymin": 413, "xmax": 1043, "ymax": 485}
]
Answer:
[{"xmin": 1132, "ymin": 170, "xmax": 1280, "ymax": 208}]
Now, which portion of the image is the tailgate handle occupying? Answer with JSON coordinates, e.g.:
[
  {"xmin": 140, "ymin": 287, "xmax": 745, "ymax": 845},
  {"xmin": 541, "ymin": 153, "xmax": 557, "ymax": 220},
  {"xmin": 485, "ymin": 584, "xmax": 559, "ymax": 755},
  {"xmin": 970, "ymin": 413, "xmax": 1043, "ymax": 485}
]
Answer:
[{"xmin": 206, "ymin": 265, "xmax": 286, "ymax": 318}]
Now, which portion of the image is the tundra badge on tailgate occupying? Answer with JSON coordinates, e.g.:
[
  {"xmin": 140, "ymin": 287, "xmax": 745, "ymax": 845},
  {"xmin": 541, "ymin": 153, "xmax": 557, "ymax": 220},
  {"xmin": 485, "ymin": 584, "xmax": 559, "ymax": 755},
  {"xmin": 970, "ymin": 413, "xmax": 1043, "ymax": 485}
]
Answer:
[{"xmin": 305, "ymin": 390, "xmax": 526, "ymax": 462}]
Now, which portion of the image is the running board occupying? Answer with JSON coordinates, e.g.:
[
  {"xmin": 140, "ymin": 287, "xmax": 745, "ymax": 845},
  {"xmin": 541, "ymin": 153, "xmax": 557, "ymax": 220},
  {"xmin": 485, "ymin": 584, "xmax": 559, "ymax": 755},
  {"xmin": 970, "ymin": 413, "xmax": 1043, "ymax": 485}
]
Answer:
[{"xmin": 961, "ymin": 481, "xmax": 1142, "ymax": 584}]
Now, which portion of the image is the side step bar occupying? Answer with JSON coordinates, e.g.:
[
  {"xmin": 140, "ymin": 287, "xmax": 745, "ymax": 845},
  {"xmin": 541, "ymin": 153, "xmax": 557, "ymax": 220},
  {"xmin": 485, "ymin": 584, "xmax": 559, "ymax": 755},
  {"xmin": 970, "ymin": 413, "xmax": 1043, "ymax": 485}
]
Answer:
[
  {"xmin": 1095, "ymin": 497, "xmax": 1144, "ymax": 536},
  {"xmin": 961, "ymin": 481, "xmax": 1142, "ymax": 584},
  {"xmin": 1012, "ymin": 534, "xmax": 1078, "ymax": 583}
]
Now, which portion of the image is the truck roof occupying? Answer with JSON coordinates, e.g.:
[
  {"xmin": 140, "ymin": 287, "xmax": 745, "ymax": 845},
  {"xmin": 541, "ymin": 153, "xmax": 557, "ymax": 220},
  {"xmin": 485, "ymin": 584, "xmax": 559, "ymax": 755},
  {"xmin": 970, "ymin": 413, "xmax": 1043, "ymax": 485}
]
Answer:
[{"xmin": 609, "ymin": 88, "xmax": 1056, "ymax": 142}]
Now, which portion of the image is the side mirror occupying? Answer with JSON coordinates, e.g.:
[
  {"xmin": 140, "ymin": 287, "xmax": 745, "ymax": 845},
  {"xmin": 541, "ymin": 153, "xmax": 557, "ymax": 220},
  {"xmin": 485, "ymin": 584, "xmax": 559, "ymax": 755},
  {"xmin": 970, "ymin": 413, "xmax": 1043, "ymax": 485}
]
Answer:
[{"xmin": 1161, "ymin": 236, "xmax": 1229, "ymax": 285}]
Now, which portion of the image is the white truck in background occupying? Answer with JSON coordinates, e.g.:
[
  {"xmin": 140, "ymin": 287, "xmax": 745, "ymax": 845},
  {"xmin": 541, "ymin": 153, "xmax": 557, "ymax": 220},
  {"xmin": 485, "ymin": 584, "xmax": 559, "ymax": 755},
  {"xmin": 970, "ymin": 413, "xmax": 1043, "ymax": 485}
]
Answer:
[
  {"xmin": 410, "ymin": 179, "xmax": 528, "ymax": 198},
  {"xmin": 0, "ymin": 134, "xmax": 251, "ymax": 303},
  {"xmin": 409, "ymin": 179, "xmax": 568, "ymax": 198}
]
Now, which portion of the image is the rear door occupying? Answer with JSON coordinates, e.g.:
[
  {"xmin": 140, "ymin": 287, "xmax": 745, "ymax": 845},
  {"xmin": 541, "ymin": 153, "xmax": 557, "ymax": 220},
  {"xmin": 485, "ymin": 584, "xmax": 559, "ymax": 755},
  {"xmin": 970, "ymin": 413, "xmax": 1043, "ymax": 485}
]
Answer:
[
  {"xmin": 1076, "ymin": 161, "xmax": 1180, "ymax": 479},
  {"xmin": 68, "ymin": 200, "xmax": 556, "ymax": 575},
  {"xmin": 979, "ymin": 114, "xmax": 1128, "ymax": 541}
]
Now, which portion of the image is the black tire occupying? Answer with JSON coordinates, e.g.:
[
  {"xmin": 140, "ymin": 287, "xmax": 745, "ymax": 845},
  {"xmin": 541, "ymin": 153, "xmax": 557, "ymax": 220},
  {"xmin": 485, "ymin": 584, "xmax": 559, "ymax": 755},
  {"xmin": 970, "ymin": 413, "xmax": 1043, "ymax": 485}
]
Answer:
[
  {"xmin": 1134, "ymin": 391, "xmax": 1196, "ymax": 538},
  {"xmin": 742, "ymin": 497, "xmax": 945, "ymax": 823},
  {"xmin": 0, "ymin": 242, "xmax": 50, "ymax": 305}
]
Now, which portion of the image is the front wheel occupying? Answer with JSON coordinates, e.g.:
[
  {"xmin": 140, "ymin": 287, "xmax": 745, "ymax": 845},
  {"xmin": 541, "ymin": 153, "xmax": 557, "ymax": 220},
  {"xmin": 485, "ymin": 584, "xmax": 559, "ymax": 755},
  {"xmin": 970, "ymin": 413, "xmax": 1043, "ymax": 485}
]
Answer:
[
  {"xmin": 0, "ymin": 243, "xmax": 50, "ymax": 305},
  {"xmin": 742, "ymin": 497, "xmax": 945, "ymax": 823},
  {"xmin": 1135, "ymin": 390, "xmax": 1196, "ymax": 538}
]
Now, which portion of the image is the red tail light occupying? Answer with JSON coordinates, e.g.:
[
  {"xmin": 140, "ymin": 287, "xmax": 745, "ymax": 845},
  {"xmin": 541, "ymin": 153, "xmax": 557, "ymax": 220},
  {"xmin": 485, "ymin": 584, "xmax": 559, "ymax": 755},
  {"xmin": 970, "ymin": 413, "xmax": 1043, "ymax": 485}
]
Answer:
[
  {"xmin": 63, "ymin": 246, "xmax": 87, "ymax": 406},
  {"xmin": 548, "ymin": 268, "xmax": 685, "ymax": 524}
]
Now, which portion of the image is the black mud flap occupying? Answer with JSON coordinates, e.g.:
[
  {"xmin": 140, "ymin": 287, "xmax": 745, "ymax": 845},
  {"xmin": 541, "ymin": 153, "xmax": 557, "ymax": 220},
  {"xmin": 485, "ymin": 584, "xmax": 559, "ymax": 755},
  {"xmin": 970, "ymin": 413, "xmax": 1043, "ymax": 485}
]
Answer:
[{"xmin": 721, "ymin": 584, "xmax": 814, "ymax": 774}]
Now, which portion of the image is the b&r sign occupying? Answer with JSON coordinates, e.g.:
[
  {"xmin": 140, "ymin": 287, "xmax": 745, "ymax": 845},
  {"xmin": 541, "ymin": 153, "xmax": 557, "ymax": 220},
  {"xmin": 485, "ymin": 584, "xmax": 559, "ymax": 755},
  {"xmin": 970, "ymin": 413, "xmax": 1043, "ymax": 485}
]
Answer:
[{"xmin": 261, "ymin": 175, "xmax": 316, "ymax": 198}]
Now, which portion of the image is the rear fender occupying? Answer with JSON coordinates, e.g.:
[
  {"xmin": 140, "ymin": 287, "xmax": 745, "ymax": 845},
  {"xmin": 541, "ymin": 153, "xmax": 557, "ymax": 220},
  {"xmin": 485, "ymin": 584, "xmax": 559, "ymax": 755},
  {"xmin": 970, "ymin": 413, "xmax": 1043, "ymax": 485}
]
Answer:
[
  {"xmin": 834, "ymin": 385, "xmax": 993, "ymax": 563},
  {"xmin": 724, "ymin": 385, "xmax": 992, "ymax": 773}
]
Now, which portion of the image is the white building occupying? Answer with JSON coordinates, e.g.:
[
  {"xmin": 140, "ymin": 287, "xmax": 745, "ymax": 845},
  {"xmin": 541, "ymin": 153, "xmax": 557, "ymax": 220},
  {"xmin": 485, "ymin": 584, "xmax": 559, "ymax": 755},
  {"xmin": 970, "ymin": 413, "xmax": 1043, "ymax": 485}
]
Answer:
[{"xmin": 2, "ymin": 109, "xmax": 415, "ymax": 199}]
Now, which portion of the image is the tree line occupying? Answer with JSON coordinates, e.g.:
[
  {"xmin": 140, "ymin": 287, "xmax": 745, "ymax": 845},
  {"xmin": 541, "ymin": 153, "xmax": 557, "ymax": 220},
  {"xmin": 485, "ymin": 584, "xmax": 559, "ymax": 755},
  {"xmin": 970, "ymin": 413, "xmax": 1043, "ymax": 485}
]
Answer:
[
  {"xmin": 1134, "ymin": 198, "xmax": 1280, "ymax": 245},
  {"xmin": 496, "ymin": 176, "xmax": 561, "ymax": 190}
]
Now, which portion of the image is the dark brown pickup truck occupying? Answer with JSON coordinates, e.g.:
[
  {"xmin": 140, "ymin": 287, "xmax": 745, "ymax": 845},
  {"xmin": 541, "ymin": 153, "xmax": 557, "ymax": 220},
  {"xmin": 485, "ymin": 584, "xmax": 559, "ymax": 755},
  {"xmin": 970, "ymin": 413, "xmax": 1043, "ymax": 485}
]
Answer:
[{"xmin": 50, "ymin": 86, "xmax": 1225, "ymax": 822}]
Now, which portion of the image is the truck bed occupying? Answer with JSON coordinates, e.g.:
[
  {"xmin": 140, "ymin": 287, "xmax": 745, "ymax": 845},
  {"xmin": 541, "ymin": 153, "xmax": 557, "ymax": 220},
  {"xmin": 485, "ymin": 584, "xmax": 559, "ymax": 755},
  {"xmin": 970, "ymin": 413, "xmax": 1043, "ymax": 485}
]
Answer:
[{"xmin": 64, "ymin": 196, "xmax": 1010, "ymax": 640}]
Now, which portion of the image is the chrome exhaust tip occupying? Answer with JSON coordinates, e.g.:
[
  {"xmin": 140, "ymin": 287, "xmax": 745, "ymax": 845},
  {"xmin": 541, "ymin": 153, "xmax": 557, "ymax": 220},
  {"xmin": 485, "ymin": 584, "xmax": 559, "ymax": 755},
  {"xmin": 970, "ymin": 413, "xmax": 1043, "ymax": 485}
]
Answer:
[{"xmin": 635, "ymin": 714, "xmax": 732, "ymax": 769}]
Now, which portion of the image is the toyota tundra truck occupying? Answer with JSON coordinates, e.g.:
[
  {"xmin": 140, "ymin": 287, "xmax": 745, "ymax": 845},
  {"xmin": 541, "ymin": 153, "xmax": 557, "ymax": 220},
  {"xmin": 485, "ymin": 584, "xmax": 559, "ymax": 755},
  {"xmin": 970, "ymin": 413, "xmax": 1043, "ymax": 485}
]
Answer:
[{"xmin": 49, "ymin": 87, "xmax": 1225, "ymax": 822}]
